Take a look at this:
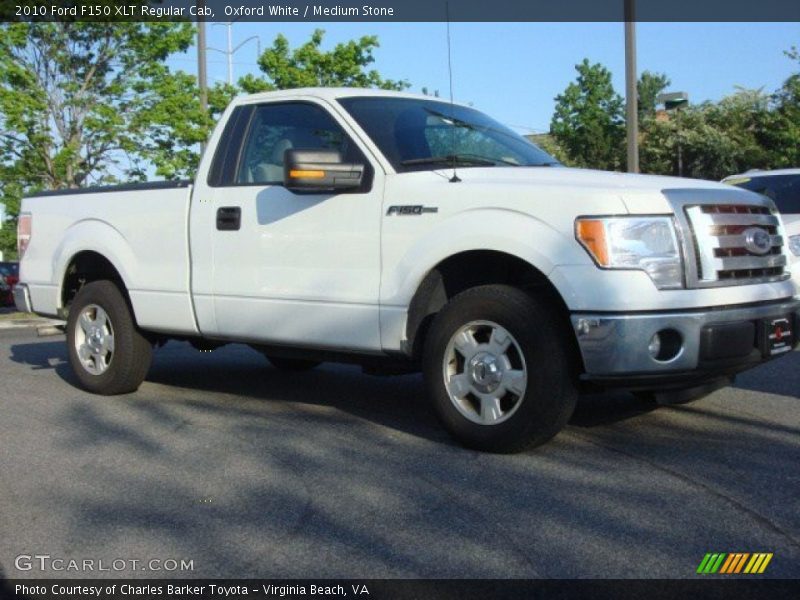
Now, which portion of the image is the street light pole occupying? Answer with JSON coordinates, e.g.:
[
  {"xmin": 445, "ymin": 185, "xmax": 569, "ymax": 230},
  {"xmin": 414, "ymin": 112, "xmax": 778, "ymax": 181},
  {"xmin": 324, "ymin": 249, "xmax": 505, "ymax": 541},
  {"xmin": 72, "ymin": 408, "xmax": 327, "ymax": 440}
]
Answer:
[
  {"xmin": 209, "ymin": 23, "xmax": 260, "ymax": 87},
  {"xmin": 624, "ymin": 0, "xmax": 639, "ymax": 173},
  {"xmin": 226, "ymin": 22, "xmax": 233, "ymax": 86},
  {"xmin": 657, "ymin": 92, "xmax": 689, "ymax": 177}
]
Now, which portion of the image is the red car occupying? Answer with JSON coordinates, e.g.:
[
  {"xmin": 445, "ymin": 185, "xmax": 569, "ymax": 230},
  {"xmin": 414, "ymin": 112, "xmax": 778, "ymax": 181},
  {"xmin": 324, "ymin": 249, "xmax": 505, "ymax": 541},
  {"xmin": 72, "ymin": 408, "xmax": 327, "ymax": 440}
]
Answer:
[{"xmin": 0, "ymin": 262, "xmax": 19, "ymax": 307}]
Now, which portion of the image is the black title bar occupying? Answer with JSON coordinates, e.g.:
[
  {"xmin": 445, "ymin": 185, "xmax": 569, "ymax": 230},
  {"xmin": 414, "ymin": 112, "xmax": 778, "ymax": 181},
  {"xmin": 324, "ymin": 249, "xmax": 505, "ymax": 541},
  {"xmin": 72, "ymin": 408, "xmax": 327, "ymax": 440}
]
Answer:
[{"xmin": 2, "ymin": 0, "xmax": 800, "ymax": 22}]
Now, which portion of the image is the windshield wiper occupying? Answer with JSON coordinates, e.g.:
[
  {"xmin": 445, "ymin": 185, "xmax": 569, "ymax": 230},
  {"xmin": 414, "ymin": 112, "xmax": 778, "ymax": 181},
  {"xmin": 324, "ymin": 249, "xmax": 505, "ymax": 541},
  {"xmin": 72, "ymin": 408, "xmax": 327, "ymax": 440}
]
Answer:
[{"xmin": 401, "ymin": 154, "xmax": 499, "ymax": 167}]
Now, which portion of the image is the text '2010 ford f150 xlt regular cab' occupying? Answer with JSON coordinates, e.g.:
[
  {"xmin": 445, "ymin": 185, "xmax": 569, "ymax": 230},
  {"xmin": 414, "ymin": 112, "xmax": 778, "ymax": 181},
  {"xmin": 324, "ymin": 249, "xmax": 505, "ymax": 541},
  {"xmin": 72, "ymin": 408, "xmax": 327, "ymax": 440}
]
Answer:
[{"xmin": 15, "ymin": 88, "xmax": 800, "ymax": 452}]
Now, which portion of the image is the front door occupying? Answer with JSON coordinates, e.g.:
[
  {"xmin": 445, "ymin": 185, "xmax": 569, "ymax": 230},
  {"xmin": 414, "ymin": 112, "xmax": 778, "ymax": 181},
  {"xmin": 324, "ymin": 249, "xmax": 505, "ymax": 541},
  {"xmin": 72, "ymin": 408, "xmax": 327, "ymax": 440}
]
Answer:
[{"xmin": 191, "ymin": 100, "xmax": 384, "ymax": 351}]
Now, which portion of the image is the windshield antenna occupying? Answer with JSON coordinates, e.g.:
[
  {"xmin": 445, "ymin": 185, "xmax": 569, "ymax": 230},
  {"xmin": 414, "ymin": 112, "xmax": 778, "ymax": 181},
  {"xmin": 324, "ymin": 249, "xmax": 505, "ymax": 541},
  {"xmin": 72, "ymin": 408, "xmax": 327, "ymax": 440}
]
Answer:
[{"xmin": 445, "ymin": 1, "xmax": 460, "ymax": 183}]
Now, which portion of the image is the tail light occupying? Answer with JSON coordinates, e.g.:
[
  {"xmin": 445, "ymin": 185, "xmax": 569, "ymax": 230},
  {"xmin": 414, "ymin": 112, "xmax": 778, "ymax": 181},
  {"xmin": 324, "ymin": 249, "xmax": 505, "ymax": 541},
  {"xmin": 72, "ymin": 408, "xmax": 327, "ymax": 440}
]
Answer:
[{"xmin": 17, "ymin": 213, "xmax": 31, "ymax": 259}]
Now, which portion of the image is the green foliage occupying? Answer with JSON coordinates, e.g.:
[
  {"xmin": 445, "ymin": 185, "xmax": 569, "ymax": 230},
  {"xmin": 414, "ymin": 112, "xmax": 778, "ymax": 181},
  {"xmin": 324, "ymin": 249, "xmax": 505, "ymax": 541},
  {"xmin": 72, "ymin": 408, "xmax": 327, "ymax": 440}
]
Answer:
[
  {"xmin": 552, "ymin": 50, "xmax": 799, "ymax": 179},
  {"xmin": 640, "ymin": 89, "xmax": 775, "ymax": 180},
  {"xmin": 0, "ymin": 22, "xmax": 214, "ymax": 256},
  {"xmin": 550, "ymin": 59, "xmax": 626, "ymax": 171},
  {"xmin": 0, "ymin": 22, "xmax": 204, "ymax": 188},
  {"xmin": 637, "ymin": 71, "xmax": 671, "ymax": 121},
  {"xmin": 761, "ymin": 46, "xmax": 800, "ymax": 168},
  {"xmin": 239, "ymin": 29, "xmax": 408, "ymax": 93}
]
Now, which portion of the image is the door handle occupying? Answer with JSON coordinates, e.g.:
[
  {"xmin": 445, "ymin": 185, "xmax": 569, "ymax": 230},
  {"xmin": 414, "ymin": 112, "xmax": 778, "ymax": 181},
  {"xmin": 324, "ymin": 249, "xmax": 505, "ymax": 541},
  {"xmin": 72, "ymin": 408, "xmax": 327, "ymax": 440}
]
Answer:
[{"xmin": 216, "ymin": 206, "xmax": 241, "ymax": 231}]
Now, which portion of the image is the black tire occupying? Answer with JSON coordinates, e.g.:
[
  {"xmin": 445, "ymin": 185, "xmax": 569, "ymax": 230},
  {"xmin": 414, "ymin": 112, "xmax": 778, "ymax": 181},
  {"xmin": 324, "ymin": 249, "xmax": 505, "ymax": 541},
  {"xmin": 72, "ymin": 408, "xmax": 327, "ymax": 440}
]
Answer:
[
  {"xmin": 265, "ymin": 356, "xmax": 322, "ymax": 372},
  {"xmin": 66, "ymin": 280, "xmax": 152, "ymax": 395},
  {"xmin": 423, "ymin": 285, "xmax": 577, "ymax": 453}
]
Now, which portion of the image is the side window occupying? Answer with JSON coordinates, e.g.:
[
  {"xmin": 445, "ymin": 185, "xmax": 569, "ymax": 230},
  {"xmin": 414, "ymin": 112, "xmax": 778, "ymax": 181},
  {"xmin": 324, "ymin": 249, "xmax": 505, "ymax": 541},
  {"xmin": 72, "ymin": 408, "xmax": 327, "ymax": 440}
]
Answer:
[{"xmin": 236, "ymin": 103, "xmax": 351, "ymax": 185}]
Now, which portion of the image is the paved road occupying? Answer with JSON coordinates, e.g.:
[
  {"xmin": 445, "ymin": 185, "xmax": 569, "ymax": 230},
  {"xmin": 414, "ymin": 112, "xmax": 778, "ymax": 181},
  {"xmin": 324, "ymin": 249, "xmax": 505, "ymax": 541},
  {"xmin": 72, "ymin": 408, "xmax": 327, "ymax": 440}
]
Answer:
[{"xmin": 0, "ymin": 329, "xmax": 798, "ymax": 579}]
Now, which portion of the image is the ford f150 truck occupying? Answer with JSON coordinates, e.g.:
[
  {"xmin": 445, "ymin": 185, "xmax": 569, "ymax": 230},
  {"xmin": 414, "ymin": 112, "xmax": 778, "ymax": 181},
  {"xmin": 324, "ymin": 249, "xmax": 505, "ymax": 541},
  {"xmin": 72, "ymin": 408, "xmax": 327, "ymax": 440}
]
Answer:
[{"xmin": 14, "ymin": 88, "xmax": 800, "ymax": 452}]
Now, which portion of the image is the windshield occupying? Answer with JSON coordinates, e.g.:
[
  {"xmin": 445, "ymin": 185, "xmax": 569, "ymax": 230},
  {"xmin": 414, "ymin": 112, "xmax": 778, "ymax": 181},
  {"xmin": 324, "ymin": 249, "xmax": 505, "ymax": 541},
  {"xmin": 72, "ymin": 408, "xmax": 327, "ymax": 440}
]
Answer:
[
  {"xmin": 728, "ymin": 174, "xmax": 800, "ymax": 215},
  {"xmin": 338, "ymin": 97, "xmax": 557, "ymax": 172}
]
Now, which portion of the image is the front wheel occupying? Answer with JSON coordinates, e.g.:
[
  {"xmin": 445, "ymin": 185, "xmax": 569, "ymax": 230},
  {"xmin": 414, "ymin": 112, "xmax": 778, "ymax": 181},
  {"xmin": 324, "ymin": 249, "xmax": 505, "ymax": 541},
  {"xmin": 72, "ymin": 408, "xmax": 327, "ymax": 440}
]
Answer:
[
  {"xmin": 423, "ymin": 285, "xmax": 577, "ymax": 453},
  {"xmin": 66, "ymin": 280, "xmax": 152, "ymax": 395}
]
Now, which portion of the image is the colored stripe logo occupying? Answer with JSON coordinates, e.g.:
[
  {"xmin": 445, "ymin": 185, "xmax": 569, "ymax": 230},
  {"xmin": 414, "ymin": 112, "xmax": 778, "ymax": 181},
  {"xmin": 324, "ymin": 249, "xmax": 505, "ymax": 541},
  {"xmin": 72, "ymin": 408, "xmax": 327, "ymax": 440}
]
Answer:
[{"xmin": 697, "ymin": 552, "xmax": 773, "ymax": 574}]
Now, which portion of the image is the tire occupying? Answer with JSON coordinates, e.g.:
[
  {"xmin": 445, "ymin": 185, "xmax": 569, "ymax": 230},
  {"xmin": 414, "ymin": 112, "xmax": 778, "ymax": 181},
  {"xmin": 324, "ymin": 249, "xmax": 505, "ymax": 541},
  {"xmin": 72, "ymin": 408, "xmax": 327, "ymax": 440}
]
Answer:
[
  {"xmin": 265, "ymin": 356, "xmax": 322, "ymax": 372},
  {"xmin": 66, "ymin": 280, "xmax": 152, "ymax": 395},
  {"xmin": 423, "ymin": 285, "xmax": 577, "ymax": 453}
]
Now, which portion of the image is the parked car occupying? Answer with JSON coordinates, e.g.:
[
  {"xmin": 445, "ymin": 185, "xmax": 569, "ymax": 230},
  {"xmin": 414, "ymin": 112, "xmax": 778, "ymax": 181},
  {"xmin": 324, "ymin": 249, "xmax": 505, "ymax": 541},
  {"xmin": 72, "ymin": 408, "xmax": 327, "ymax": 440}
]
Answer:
[
  {"xmin": 14, "ymin": 88, "xmax": 799, "ymax": 452},
  {"xmin": 723, "ymin": 169, "xmax": 800, "ymax": 285},
  {"xmin": 0, "ymin": 261, "xmax": 19, "ymax": 307}
]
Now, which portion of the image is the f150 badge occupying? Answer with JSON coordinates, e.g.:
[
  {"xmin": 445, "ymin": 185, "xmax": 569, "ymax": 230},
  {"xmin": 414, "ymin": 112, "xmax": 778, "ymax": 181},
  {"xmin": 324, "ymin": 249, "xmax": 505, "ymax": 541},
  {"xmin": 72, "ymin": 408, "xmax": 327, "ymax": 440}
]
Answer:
[{"xmin": 386, "ymin": 205, "xmax": 438, "ymax": 216}]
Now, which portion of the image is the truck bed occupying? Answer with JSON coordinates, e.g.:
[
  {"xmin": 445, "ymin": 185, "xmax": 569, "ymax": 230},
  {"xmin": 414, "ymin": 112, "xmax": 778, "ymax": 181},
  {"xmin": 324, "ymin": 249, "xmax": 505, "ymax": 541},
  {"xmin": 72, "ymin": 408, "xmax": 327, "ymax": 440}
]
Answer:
[{"xmin": 21, "ymin": 181, "xmax": 198, "ymax": 335}]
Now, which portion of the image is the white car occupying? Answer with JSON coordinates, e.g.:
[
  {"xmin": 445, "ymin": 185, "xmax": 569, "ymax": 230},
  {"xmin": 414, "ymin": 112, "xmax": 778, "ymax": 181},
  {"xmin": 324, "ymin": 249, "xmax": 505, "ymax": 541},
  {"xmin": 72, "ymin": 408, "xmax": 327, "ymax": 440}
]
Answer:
[
  {"xmin": 723, "ymin": 169, "xmax": 800, "ymax": 288},
  {"xmin": 14, "ymin": 88, "xmax": 800, "ymax": 452}
]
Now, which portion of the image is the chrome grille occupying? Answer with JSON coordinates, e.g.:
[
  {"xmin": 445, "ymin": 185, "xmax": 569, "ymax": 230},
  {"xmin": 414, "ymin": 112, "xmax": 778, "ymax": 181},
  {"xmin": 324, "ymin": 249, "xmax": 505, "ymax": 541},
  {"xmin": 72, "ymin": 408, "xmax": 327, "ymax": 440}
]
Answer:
[{"xmin": 682, "ymin": 203, "xmax": 788, "ymax": 288}]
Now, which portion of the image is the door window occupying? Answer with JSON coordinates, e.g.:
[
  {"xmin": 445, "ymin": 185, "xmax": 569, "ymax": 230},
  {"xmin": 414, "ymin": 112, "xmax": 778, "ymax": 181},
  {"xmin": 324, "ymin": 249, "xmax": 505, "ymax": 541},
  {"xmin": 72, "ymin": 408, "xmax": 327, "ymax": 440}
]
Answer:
[{"xmin": 236, "ymin": 103, "xmax": 353, "ymax": 185}]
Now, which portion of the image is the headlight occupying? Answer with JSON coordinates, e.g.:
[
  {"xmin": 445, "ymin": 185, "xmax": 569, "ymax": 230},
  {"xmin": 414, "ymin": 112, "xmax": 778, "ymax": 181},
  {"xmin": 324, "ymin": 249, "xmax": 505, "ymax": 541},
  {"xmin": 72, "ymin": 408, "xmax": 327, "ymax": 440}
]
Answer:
[
  {"xmin": 789, "ymin": 234, "xmax": 800, "ymax": 257},
  {"xmin": 576, "ymin": 216, "xmax": 683, "ymax": 290}
]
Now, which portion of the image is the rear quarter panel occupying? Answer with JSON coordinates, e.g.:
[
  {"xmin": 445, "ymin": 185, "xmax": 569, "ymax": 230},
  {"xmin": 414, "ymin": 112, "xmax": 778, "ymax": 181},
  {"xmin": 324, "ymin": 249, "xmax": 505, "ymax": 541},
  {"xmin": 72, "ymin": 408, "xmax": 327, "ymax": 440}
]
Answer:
[{"xmin": 21, "ymin": 187, "xmax": 197, "ymax": 335}]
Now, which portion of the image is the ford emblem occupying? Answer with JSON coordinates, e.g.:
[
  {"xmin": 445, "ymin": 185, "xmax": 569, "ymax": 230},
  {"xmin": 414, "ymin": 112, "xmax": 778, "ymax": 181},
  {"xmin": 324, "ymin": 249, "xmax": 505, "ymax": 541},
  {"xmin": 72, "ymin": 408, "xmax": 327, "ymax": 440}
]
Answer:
[{"xmin": 743, "ymin": 227, "xmax": 772, "ymax": 256}]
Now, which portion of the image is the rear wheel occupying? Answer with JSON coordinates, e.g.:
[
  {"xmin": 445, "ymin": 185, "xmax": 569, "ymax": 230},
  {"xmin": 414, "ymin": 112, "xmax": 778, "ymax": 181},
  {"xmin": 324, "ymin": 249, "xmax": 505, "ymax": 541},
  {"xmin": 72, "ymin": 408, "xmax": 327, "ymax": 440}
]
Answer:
[
  {"xmin": 423, "ymin": 285, "xmax": 577, "ymax": 453},
  {"xmin": 66, "ymin": 281, "xmax": 152, "ymax": 395}
]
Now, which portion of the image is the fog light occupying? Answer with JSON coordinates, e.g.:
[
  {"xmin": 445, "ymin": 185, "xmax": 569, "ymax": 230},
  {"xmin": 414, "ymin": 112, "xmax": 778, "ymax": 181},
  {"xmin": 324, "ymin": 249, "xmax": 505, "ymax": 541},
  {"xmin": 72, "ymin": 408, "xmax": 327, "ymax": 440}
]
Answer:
[
  {"xmin": 649, "ymin": 328, "xmax": 683, "ymax": 362},
  {"xmin": 648, "ymin": 333, "xmax": 662, "ymax": 358}
]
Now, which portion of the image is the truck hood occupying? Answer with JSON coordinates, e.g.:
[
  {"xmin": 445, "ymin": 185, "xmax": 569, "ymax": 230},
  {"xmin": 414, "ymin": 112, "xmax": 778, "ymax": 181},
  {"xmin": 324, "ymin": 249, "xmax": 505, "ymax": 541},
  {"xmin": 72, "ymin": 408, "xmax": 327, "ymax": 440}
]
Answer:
[{"xmin": 438, "ymin": 166, "xmax": 757, "ymax": 214}]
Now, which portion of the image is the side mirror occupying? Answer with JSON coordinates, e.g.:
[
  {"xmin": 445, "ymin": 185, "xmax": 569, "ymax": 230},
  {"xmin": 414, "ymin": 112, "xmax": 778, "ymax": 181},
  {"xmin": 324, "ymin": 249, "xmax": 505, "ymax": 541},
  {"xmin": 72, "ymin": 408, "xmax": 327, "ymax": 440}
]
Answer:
[{"xmin": 284, "ymin": 149, "xmax": 364, "ymax": 192}]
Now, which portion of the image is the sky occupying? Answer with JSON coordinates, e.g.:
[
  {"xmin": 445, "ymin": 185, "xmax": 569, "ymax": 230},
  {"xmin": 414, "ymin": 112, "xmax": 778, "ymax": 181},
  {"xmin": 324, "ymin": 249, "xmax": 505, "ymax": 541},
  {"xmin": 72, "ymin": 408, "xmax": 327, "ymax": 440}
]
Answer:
[{"xmin": 169, "ymin": 21, "xmax": 800, "ymax": 135}]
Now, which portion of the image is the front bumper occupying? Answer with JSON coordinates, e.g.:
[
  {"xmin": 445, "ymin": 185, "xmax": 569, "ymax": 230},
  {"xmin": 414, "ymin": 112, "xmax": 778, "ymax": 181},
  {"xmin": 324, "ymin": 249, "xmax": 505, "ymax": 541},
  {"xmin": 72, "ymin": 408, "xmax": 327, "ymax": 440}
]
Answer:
[
  {"xmin": 13, "ymin": 283, "xmax": 33, "ymax": 313},
  {"xmin": 572, "ymin": 298, "xmax": 800, "ymax": 386}
]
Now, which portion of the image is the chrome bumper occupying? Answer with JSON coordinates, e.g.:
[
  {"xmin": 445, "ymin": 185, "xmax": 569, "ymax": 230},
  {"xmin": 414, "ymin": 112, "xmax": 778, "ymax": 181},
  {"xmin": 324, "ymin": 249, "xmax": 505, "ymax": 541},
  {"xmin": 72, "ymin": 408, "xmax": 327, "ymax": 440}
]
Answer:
[
  {"xmin": 13, "ymin": 283, "xmax": 33, "ymax": 313},
  {"xmin": 572, "ymin": 298, "xmax": 800, "ymax": 377}
]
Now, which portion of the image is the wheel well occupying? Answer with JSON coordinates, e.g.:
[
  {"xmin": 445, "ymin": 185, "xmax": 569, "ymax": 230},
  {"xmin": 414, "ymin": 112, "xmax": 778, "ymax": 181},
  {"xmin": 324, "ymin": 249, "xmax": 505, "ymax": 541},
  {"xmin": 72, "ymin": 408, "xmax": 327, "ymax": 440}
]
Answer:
[
  {"xmin": 61, "ymin": 251, "xmax": 128, "ymax": 314},
  {"xmin": 405, "ymin": 250, "xmax": 580, "ymax": 366}
]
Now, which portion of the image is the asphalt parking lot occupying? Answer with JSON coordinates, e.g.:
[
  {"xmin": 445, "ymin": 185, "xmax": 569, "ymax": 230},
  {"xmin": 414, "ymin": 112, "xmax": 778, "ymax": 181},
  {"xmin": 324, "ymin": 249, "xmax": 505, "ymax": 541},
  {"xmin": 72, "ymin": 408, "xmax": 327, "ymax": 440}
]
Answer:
[{"xmin": 0, "ymin": 329, "xmax": 798, "ymax": 579}]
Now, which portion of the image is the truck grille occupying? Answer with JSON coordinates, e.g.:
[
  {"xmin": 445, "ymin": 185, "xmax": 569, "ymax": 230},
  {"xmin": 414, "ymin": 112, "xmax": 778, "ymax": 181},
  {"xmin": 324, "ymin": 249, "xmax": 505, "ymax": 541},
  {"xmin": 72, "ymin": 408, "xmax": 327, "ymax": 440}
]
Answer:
[{"xmin": 682, "ymin": 203, "xmax": 788, "ymax": 288}]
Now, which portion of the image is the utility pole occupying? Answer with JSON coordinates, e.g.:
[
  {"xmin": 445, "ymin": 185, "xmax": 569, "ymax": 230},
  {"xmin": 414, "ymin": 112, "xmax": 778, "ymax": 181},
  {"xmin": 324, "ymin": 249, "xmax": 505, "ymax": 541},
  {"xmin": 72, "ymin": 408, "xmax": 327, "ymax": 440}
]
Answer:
[
  {"xmin": 624, "ymin": 0, "xmax": 639, "ymax": 173},
  {"xmin": 196, "ymin": 1, "xmax": 208, "ymax": 152}
]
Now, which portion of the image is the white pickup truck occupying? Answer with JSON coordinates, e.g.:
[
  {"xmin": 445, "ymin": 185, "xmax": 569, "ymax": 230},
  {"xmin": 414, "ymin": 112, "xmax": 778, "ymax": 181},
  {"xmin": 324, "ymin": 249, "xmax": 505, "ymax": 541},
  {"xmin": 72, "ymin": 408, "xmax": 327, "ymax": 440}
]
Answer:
[{"xmin": 15, "ymin": 88, "xmax": 799, "ymax": 452}]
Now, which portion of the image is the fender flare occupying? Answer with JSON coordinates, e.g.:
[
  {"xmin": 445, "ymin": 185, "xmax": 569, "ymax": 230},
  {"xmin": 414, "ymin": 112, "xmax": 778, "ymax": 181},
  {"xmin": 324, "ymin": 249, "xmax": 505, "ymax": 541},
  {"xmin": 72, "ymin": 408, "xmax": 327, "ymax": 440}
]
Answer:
[
  {"xmin": 52, "ymin": 219, "xmax": 137, "ymax": 310},
  {"xmin": 382, "ymin": 207, "xmax": 585, "ymax": 309}
]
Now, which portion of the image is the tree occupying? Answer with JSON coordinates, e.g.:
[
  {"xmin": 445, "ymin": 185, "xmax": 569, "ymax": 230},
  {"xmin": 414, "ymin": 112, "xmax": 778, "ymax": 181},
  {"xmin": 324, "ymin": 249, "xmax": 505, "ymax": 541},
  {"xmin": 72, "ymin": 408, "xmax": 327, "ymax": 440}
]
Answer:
[
  {"xmin": 0, "ymin": 21, "xmax": 214, "ymax": 258},
  {"xmin": 550, "ymin": 59, "xmax": 626, "ymax": 171},
  {"xmin": 0, "ymin": 22, "xmax": 211, "ymax": 187},
  {"xmin": 639, "ymin": 89, "xmax": 773, "ymax": 180},
  {"xmin": 637, "ymin": 71, "xmax": 670, "ymax": 121},
  {"xmin": 239, "ymin": 29, "xmax": 408, "ymax": 93},
  {"xmin": 0, "ymin": 166, "xmax": 22, "ymax": 259},
  {"xmin": 763, "ymin": 46, "xmax": 800, "ymax": 168}
]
